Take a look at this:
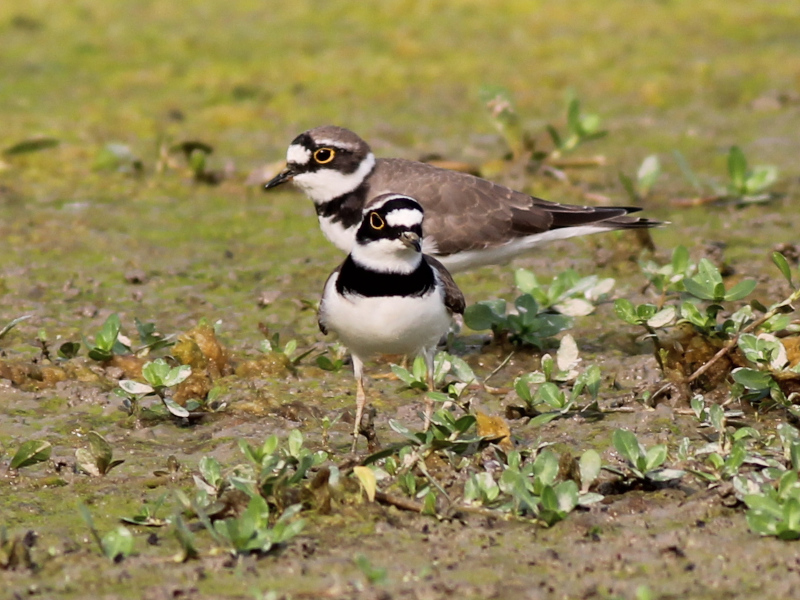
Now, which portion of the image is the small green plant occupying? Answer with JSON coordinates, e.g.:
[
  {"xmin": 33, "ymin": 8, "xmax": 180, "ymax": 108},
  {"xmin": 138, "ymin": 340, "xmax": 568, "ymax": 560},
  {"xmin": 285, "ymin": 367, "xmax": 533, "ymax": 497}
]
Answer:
[
  {"xmin": 607, "ymin": 429, "xmax": 684, "ymax": 483},
  {"xmin": 315, "ymin": 342, "xmax": 347, "ymax": 372},
  {"xmin": 464, "ymin": 472, "xmax": 501, "ymax": 507},
  {"xmin": 199, "ymin": 496, "xmax": 305, "ymax": 556},
  {"xmin": 84, "ymin": 313, "xmax": 130, "ymax": 361},
  {"xmin": 745, "ymin": 469, "xmax": 800, "ymax": 540},
  {"xmin": 171, "ymin": 513, "xmax": 199, "ymax": 562},
  {"xmin": 619, "ymin": 155, "xmax": 661, "ymax": 203},
  {"xmin": 499, "ymin": 449, "xmax": 581, "ymax": 525},
  {"xmin": 479, "ymin": 86, "xmax": 607, "ymax": 167},
  {"xmin": 480, "ymin": 85, "xmax": 527, "ymax": 161},
  {"xmin": 725, "ymin": 145, "xmax": 779, "ymax": 200},
  {"xmin": 673, "ymin": 146, "xmax": 779, "ymax": 204},
  {"xmin": 79, "ymin": 503, "xmax": 134, "ymax": 562},
  {"xmin": 122, "ymin": 493, "xmax": 170, "ymax": 527},
  {"xmin": 639, "ymin": 245, "xmax": 695, "ymax": 300},
  {"xmin": 236, "ymin": 430, "xmax": 328, "ymax": 505},
  {"xmin": 547, "ymin": 97, "xmax": 607, "ymax": 158},
  {"xmin": 117, "ymin": 358, "xmax": 192, "ymax": 418},
  {"xmin": 354, "ymin": 553, "xmax": 389, "ymax": 585},
  {"xmin": 8, "ymin": 439, "xmax": 52, "ymax": 470},
  {"xmin": 260, "ymin": 332, "xmax": 313, "ymax": 366},
  {"xmin": 390, "ymin": 352, "xmax": 475, "ymax": 392},
  {"xmin": 133, "ymin": 318, "xmax": 174, "ymax": 355},
  {"xmin": 514, "ymin": 268, "xmax": 614, "ymax": 317},
  {"xmin": 57, "ymin": 341, "xmax": 81, "ymax": 360},
  {"xmin": 75, "ymin": 431, "xmax": 125, "ymax": 477},
  {"xmin": 512, "ymin": 336, "xmax": 602, "ymax": 422},
  {"xmin": 464, "ymin": 294, "xmax": 571, "ymax": 348}
]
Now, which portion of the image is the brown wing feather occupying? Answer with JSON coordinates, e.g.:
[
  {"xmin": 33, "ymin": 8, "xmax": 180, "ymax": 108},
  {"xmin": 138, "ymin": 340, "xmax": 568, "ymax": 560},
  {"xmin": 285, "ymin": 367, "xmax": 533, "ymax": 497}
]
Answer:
[
  {"xmin": 367, "ymin": 158, "xmax": 660, "ymax": 255},
  {"xmin": 424, "ymin": 255, "xmax": 465, "ymax": 315}
]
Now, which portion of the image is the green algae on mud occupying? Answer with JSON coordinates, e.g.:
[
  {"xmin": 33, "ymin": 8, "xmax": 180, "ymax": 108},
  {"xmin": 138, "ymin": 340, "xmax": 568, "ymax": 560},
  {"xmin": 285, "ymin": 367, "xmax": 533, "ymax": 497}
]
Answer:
[{"xmin": 3, "ymin": 0, "xmax": 800, "ymax": 598}]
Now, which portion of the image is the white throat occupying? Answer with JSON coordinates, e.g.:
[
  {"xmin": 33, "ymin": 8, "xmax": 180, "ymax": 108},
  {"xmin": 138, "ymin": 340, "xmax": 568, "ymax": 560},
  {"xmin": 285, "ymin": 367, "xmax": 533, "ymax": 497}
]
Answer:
[
  {"xmin": 291, "ymin": 152, "xmax": 376, "ymax": 204},
  {"xmin": 350, "ymin": 239, "xmax": 422, "ymax": 274}
]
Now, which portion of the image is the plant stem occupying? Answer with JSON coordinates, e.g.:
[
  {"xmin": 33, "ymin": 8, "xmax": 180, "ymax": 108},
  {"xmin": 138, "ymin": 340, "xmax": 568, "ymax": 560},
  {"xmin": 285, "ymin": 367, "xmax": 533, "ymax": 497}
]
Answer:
[{"xmin": 685, "ymin": 289, "xmax": 800, "ymax": 385}]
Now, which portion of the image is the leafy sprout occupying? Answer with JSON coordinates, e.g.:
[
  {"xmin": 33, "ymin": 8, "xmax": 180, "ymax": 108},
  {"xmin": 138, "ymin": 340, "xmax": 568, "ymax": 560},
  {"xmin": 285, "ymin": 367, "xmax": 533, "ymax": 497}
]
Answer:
[
  {"xmin": 607, "ymin": 429, "xmax": 684, "ymax": 483},
  {"xmin": 84, "ymin": 313, "xmax": 130, "ymax": 361},
  {"xmin": 117, "ymin": 358, "xmax": 192, "ymax": 419}
]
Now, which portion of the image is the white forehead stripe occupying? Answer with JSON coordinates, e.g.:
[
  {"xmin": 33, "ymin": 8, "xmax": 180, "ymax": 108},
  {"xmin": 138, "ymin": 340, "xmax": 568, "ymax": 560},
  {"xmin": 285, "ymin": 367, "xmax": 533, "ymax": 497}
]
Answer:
[
  {"xmin": 287, "ymin": 144, "xmax": 311, "ymax": 165},
  {"xmin": 313, "ymin": 138, "xmax": 360, "ymax": 152},
  {"xmin": 386, "ymin": 208, "xmax": 424, "ymax": 228}
]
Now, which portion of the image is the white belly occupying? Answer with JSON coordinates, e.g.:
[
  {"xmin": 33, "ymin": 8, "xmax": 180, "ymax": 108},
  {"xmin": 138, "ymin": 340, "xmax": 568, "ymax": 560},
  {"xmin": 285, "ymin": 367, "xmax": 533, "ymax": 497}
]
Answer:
[{"xmin": 321, "ymin": 279, "xmax": 451, "ymax": 360}]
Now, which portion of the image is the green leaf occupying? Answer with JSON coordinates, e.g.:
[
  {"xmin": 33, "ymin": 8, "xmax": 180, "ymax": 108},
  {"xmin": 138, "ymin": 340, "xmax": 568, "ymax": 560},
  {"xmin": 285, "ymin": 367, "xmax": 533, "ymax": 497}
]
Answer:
[
  {"xmin": 162, "ymin": 397, "xmax": 190, "ymax": 418},
  {"xmin": 732, "ymin": 367, "xmax": 775, "ymax": 391},
  {"xmin": 612, "ymin": 429, "xmax": 642, "ymax": 466},
  {"xmin": 724, "ymin": 279, "xmax": 757, "ymax": 302},
  {"xmin": 554, "ymin": 480, "xmax": 579, "ymax": 513},
  {"xmin": 533, "ymin": 450, "xmax": 559, "ymax": 487},
  {"xmin": 619, "ymin": 171, "xmax": 637, "ymax": 201},
  {"xmin": 644, "ymin": 444, "xmax": 667, "ymax": 472},
  {"xmin": 411, "ymin": 355, "xmax": 427, "ymax": 383},
  {"xmin": 514, "ymin": 269, "xmax": 539, "ymax": 295},
  {"xmin": 537, "ymin": 382, "xmax": 566, "ymax": 409},
  {"xmin": 95, "ymin": 314, "xmax": 122, "ymax": 351},
  {"xmin": 529, "ymin": 412, "xmax": 561, "ymax": 427},
  {"xmin": 4, "ymin": 137, "xmax": 59, "ymax": 155},
  {"xmin": 708, "ymin": 403, "xmax": 725, "ymax": 433},
  {"xmin": 463, "ymin": 301, "xmax": 505, "ymax": 331},
  {"xmin": 728, "ymin": 145, "xmax": 748, "ymax": 193},
  {"xmin": 613, "ymin": 299, "xmax": 638, "ymax": 324},
  {"xmin": 671, "ymin": 245, "xmax": 690, "ymax": 274},
  {"xmin": 354, "ymin": 553, "xmax": 388, "ymax": 585},
  {"xmin": 746, "ymin": 509, "xmax": 779, "ymax": 536},
  {"xmin": 449, "ymin": 355, "xmax": 476, "ymax": 384},
  {"xmin": 744, "ymin": 494, "xmax": 783, "ymax": 519},
  {"xmin": 540, "ymin": 484, "xmax": 560, "ymax": 512},
  {"xmin": 390, "ymin": 364, "xmax": 415, "ymax": 386},
  {"xmin": 683, "ymin": 276, "xmax": 716, "ymax": 301},
  {"xmin": 647, "ymin": 468, "xmax": 685, "ymax": 482},
  {"xmin": 10, "ymin": 440, "xmax": 52, "ymax": 469},
  {"xmin": 680, "ymin": 301, "xmax": 707, "ymax": 328},
  {"xmin": 566, "ymin": 98, "xmax": 581, "ymax": 133},
  {"xmin": 647, "ymin": 306, "xmax": 676, "ymax": 328},
  {"xmin": 514, "ymin": 377, "xmax": 534, "ymax": 404},
  {"xmin": 773, "ymin": 252, "xmax": 794, "ymax": 286},
  {"xmin": 101, "ymin": 526, "xmax": 134, "ymax": 561},
  {"xmin": 288, "ymin": 429, "xmax": 303, "ymax": 457},
  {"xmin": 142, "ymin": 359, "xmax": 171, "ymax": 386},
  {"xmin": 172, "ymin": 514, "xmax": 199, "ymax": 562},
  {"xmin": 637, "ymin": 155, "xmax": 661, "ymax": 196},
  {"xmin": 579, "ymin": 449, "xmax": 601, "ymax": 492},
  {"xmin": 163, "ymin": 364, "xmax": 192, "ymax": 387},
  {"xmin": 199, "ymin": 456, "xmax": 222, "ymax": 488},
  {"xmin": 87, "ymin": 431, "xmax": 118, "ymax": 475},
  {"xmin": 119, "ymin": 380, "xmax": 153, "ymax": 395},
  {"xmin": 745, "ymin": 165, "xmax": 778, "ymax": 195},
  {"xmin": 57, "ymin": 341, "xmax": 81, "ymax": 359}
]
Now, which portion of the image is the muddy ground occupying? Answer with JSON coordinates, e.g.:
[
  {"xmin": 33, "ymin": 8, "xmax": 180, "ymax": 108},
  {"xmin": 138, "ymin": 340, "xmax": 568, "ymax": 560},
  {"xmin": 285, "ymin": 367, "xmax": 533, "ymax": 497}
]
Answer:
[{"xmin": 3, "ymin": 1, "xmax": 800, "ymax": 598}]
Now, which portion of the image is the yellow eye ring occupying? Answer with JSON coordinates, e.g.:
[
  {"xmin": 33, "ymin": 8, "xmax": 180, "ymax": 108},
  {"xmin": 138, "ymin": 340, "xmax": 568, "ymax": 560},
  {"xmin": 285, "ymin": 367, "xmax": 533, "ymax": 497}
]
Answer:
[
  {"xmin": 369, "ymin": 212, "xmax": 385, "ymax": 230},
  {"xmin": 314, "ymin": 148, "xmax": 336, "ymax": 164}
]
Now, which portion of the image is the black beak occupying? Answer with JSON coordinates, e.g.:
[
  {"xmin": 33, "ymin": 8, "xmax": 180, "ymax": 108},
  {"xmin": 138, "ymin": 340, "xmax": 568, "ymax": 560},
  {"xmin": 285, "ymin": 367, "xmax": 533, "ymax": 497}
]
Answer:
[
  {"xmin": 264, "ymin": 165, "xmax": 297, "ymax": 190},
  {"xmin": 399, "ymin": 231, "xmax": 422, "ymax": 252}
]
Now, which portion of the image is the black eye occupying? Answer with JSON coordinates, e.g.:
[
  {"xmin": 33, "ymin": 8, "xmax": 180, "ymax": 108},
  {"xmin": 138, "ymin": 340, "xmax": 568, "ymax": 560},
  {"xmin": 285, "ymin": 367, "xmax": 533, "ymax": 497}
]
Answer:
[
  {"xmin": 369, "ymin": 212, "xmax": 385, "ymax": 230},
  {"xmin": 314, "ymin": 148, "xmax": 335, "ymax": 164}
]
